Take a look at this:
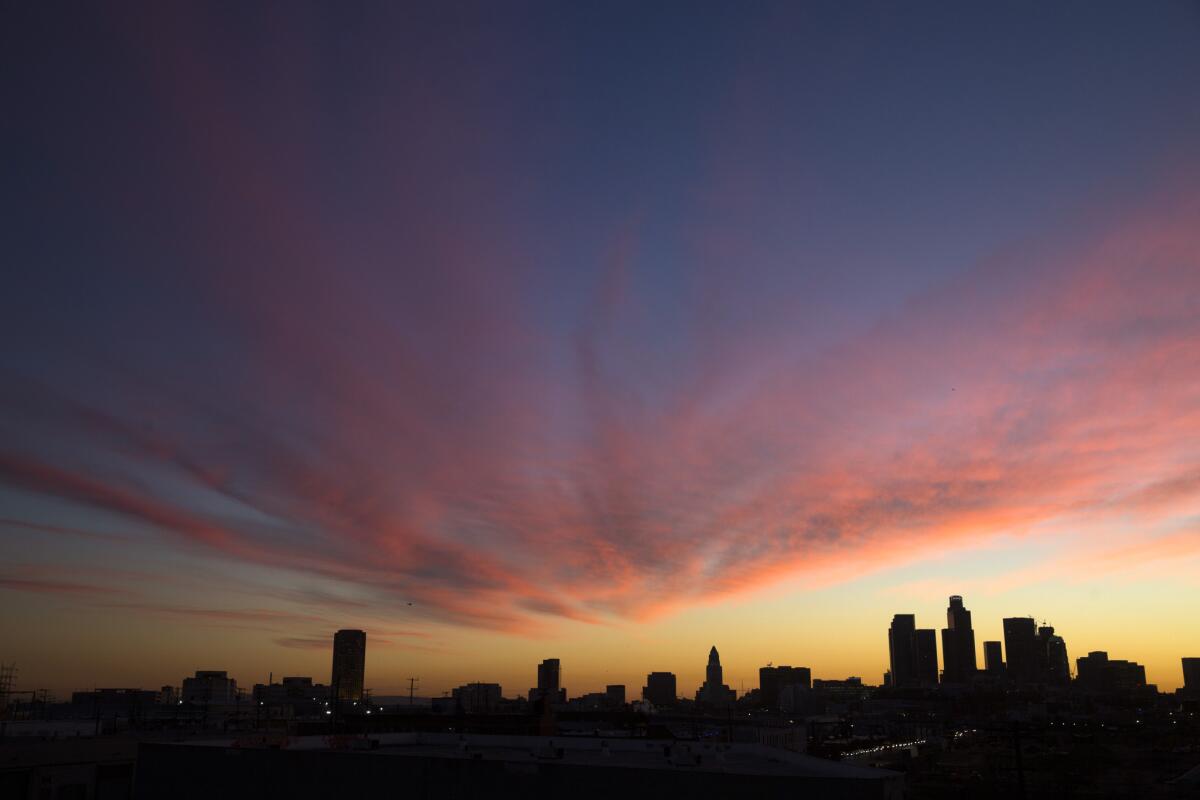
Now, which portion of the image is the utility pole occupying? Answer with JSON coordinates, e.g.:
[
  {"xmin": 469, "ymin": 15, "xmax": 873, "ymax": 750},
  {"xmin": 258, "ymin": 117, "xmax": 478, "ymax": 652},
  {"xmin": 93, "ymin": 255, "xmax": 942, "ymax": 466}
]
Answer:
[{"xmin": 407, "ymin": 677, "xmax": 419, "ymax": 706}]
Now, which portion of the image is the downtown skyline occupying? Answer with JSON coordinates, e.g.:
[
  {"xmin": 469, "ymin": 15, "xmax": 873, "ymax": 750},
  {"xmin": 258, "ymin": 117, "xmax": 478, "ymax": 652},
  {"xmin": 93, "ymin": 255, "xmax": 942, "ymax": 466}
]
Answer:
[{"xmin": 3, "ymin": 1, "xmax": 1200, "ymax": 700}]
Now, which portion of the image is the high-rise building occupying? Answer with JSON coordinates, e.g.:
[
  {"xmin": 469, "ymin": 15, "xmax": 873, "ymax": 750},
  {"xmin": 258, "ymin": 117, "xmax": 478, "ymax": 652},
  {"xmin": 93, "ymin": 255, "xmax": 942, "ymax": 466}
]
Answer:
[
  {"xmin": 696, "ymin": 646, "xmax": 736, "ymax": 706},
  {"xmin": 940, "ymin": 595, "xmax": 977, "ymax": 684},
  {"xmin": 1038, "ymin": 625, "xmax": 1070, "ymax": 685},
  {"xmin": 1003, "ymin": 618, "xmax": 1038, "ymax": 684},
  {"xmin": 530, "ymin": 658, "xmax": 566, "ymax": 703},
  {"xmin": 914, "ymin": 629, "xmax": 939, "ymax": 687},
  {"xmin": 983, "ymin": 641, "xmax": 1004, "ymax": 674},
  {"xmin": 331, "ymin": 629, "xmax": 366, "ymax": 702},
  {"xmin": 888, "ymin": 614, "xmax": 918, "ymax": 688},
  {"xmin": 643, "ymin": 672, "xmax": 677, "ymax": 707},
  {"xmin": 759, "ymin": 665, "xmax": 812, "ymax": 709},
  {"xmin": 1183, "ymin": 658, "xmax": 1200, "ymax": 697},
  {"xmin": 605, "ymin": 684, "xmax": 626, "ymax": 706},
  {"xmin": 1076, "ymin": 651, "xmax": 1147, "ymax": 694}
]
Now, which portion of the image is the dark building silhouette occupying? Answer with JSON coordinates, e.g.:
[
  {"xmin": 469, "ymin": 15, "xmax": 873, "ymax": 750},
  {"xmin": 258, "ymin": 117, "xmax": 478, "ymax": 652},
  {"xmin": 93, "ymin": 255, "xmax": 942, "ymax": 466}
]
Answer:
[
  {"xmin": 530, "ymin": 658, "xmax": 566, "ymax": 703},
  {"xmin": 914, "ymin": 629, "xmax": 939, "ymax": 687},
  {"xmin": 1183, "ymin": 658, "xmax": 1200, "ymax": 697},
  {"xmin": 1036, "ymin": 625, "xmax": 1070, "ymax": 685},
  {"xmin": 451, "ymin": 682, "xmax": 502, "ymax": 713},
  {"xmin": 182, "ymin": 670, "xmax": 238, "ymax": 704},
  {"xmin": 695, "ymin": 646, "xmax": 736, "ymax": 706},
  {"xmin": 983, "ymin": 640, "xmax": 1004, "ymax": 674},
  {"xmin": 1076, "ymin": 651, "xmax": 1147, "ymax": 693},
  {"xmin": 331, "ymin": 629, "xmax": 366, "ymax": 702},
  {"xmin": 1002, "ymin": 617, "xmax": 1038, "ymax": 683},
  {"xmin": 253, "ymin": 677, "xmax": 330, "ymax": 716},
  {"xmin": 940, "ymin": 595, "xmax": 977, "ymax": 684},
  {"xmin": 643, "ymin": 672, "xmax": 677, "ymax": 707},
  {"xmin": 759, "ymin": 665, "xmax": 812, "ymax": 709},
  {"xmin": 605, "ymin": 684, "xmax": 626, "ymax": 706},
  {"xmin": 888, "ymin": 614, "xmax": 918, "ymax": 688}
]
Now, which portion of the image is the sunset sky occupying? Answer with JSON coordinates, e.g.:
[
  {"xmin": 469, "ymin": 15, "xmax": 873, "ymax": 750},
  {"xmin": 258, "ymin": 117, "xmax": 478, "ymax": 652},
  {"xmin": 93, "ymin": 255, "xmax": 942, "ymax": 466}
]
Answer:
[{"xmin": 2, "ymin": 2, "xmax": 1199, "ymax": 698}]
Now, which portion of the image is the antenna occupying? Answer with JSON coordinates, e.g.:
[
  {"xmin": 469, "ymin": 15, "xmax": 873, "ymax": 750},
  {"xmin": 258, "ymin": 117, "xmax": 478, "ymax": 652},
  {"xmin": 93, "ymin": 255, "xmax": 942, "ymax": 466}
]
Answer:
[{"xmin": 407, "ymin": 676, "xmax": 419, "ymax": 706}]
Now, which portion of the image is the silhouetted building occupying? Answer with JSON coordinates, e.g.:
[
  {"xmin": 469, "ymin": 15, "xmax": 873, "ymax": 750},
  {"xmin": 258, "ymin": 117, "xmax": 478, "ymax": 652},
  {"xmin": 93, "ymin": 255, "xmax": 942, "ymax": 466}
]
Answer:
[
  {"xmin": 605, "ymin": 684, "xmax": 626, "ymax": 706},
  {"xmin": 888, "ymin": 614, "xmax": 918, "ymax": 688},
  {"xmin": 331, "ymin": 629, "xmax": 366, "ymax": 702},
  {"xmin": 940, "ymin": 595, "xmax": 977, "ymax": 684},
  {"xmin": 983, "ymin": 640, "xmax": 1004, "ymax": 674},
  {"xmin": 914, "ymin": 629, "xmax": 939, "ymax": 687},
  {"xmin": 529, "ymin": 658, "xmax": 566, "ymax": 703},
  {"xmin": 1002, "ymin": 617, "xmax": 1038, "ymax": 683},
  {"xmin": 1037, "ymin": 625, "xmax": 1070, "ymax": 685},
  {"xmin": 452, "ymin": 683, "xmax": 502, "ymax": 713},
  {"xmin": 696, "ymin": 646, "xmax": 736, "ymax": 706},
  {"xmin": 253, "ymin": 677, "xmax": 330, "ymax": 716},
  {"xmin": 1183, "ymin": 658, "xmax": 1200, "ymax": 697},
  {"xmin": 182, "ymin": 671, "xmax": 238, "ymax": 704},
  {"xmin": 643, "ymin": 672, "xmax": 677, "ymax": 707},
  {"xmin": 1076, "ymin": 651, "xmax": 1147, "ymax": 694},
  {"xmin": 759, "ymin": 665, "xmax": 812, "ymax": 709}
]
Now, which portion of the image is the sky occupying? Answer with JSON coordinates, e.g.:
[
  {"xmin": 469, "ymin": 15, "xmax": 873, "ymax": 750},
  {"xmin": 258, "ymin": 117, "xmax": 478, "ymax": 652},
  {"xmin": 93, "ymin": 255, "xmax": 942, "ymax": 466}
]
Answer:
[{"xmin": 2, "ymin": 1, "xmax": 1199, "ymax": 697}]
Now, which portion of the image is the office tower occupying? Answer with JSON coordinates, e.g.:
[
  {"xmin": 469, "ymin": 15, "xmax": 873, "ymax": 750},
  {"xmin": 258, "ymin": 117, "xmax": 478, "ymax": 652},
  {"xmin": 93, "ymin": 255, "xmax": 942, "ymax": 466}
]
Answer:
[
  {"xmin": 538, "ymin": 658, "xmax": 561, "ymax": 695},
  {"xmin": 983, "ymin": 641, "xmax": 1004, "ymax": 674},
  {"xmin": 1183, "ymin": 658, "xmax": 1200, "ymax": 697},
  {"xmin": 888, "ymin": 614, "xmax": 918, "ymax": 688},
  {"xmin": 331, "ymin": 629, "xmax": 366, "ymax": 702},
  {"xmin": 1038, "ymin": 625, "xmax": 1070, "ymax": 685},
  {"xmin": 530, "ymin": 658, "xmax": 566, "ymax": 703},
  {"xmin": 759, "ymin": 665, "xmax": 812, "ymax": 709},
  {"xmin": 940, "ymin": 595, "xmax": 977, "ymax": 684},
  {"xmin": 696, "ymin": 646, "xmax": 736, "ymax": 706},
  {"xmin": 643, "ymin": 672, "xmax": 677, "ymax": 707},
  {"xmin": 605, "ymin": 685, "xmax": 626, "ymax": 706},
  {"xmin": 1002, "ymin": 618, "xmax": 1037, "ymax": 683},
  {"xmin": 1076, "ymin": 651, "xmax": 1148, "ymax": 694},
  {"xmin": 914, "ymin": 629, "xmax": 939, "ymax": 687}
]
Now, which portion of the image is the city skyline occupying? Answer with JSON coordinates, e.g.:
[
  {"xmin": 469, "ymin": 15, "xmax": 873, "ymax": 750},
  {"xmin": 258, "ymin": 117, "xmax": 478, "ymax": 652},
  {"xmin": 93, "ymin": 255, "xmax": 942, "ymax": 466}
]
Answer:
[
  {"xmin": 4, "ymin": 591, "xmax": 1192, "ymax": 699},
  {"xmin": 3, "ymin": 1, "xmax": 1200, "ymax": 702}
]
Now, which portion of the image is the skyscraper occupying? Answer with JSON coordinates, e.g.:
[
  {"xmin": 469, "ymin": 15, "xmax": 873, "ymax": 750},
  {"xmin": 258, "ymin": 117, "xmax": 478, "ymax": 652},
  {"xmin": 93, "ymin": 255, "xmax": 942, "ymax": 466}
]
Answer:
[
  {"xmin": 940, "ymin": 595, "xmax": 977, "ymax": 684},
  {"xmin": 1038, "ymin": 625, "xmax": 1070, "ymax": 685},
  {"xmin": 531, "ymin": 658, "xmax": 565, "ymax": 703},
  {"xmin": 914, "ymin": 629, "xmax": 939, "ymax": 687},
  {"xmin": 888, "ymin": 614, "xmax": 917, "ymax": 688},
  {"xmin": 1182, "ymin": 658, "xmax": 1200, "ymax": 697},
  {"xmin": 695, "ymin": 646, "xmax": 736, "ymax": 706},
  {"xmin": 983, "ymin": 641, "xmax": 1004, "ymax": 674},
  {"xmin": 330, "ymin": 629, "xmax": 366, "ymax": 702},
  {"xmin": 1002, "ymin": 618, "xmax": 1037, "ymax": 684}
]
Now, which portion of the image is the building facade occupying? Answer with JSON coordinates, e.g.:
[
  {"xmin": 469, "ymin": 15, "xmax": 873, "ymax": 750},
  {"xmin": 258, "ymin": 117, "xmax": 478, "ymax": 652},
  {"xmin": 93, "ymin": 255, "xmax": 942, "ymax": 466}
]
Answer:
[
  {"xmin": 940, "ymin": 595, "xmax": 977, "ymax": 684},
  {"xmin": 888, "ymin": 614, "xmax": 918, "ymax": 688},
  {"xmin": 331, "ymin": 629, "xmax": 367, "ymax": 702},
  {"xmin": 1002, "ymin": 618, "xmax": 1038, "ymax": 684},
  {"xmin": 759, "ymin": 665, "xmax": 812, "ymax": 709},
  {"xmin": 695, "ymin": 646, "xmax": 736, "ymax": 707},
  {"xmin": 643, "ymin": 672, "xmax": 677, "ymax": 707}
]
